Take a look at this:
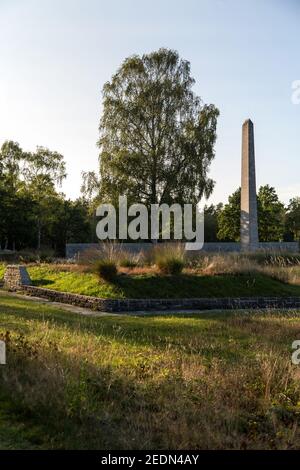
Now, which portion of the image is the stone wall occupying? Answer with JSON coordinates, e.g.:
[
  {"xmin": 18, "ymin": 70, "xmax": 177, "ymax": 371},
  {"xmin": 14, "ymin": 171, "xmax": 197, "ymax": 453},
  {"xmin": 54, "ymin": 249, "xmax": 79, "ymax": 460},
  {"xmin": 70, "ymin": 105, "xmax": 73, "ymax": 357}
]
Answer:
[
  {"xmin": 4, "ymin": 263, "xmax": 300, "ymax": 313},
  {"xmin": 15, "ymin": 284, "xmax": 300, "ymax": 312},
  {"xmin": 4, "ymin": 265, "xmax": 32, "ymax": 290},
  {"xmin": 66, "ymin": 241, "xmax": 299, "ymax": 259}
]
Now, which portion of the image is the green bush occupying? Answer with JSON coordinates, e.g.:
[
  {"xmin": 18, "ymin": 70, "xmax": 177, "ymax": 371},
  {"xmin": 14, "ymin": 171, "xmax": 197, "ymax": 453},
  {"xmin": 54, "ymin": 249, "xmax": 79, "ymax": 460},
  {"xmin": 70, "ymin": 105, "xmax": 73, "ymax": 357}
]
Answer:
[
  {"xmin": 94, "ymin": 260, "xmax": 118, "ymax": 281},
  {"xmin": 119, "ymin": 258, "xmax": 137, "ymax": 268},
  {"xmin": 154, "ymin": 243, "xmax": 186, "ymax": 275},
  {"xmin": 79, "ymin": 244, "xmax": 143, "ymax": 271},
  {"xmin": 157, "ymin": 258, "xmax": 185, "ymax": 275}
]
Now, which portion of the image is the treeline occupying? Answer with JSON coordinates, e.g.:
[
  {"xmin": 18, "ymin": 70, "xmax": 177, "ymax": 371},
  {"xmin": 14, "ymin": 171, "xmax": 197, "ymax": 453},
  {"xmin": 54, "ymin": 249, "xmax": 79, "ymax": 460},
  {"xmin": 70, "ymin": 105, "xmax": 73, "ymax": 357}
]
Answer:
[
  {"xmin": 1, "ymin": 139, "xmax": 300, "ymax": 256},
  {"xmin": 205, "ymin": 186, "xmax": 300, "ymax": 243},
  {"xmin": 0, "ymin": 141, "xmax": 94, "ymax": 255}
]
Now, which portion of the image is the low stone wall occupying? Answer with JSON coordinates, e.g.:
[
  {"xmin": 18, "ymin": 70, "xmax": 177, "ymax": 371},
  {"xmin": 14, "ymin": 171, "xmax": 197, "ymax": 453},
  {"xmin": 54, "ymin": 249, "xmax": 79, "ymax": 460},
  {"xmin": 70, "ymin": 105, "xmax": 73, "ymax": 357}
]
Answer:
[
  {"xmin": 16, "ymin": 284, "xmax": 300, "ymax": 312},
  {"xmin": 4, "ymin": 265, "xmax": 32, "ymax": 290},
  {"xmin": 66, "ymin": 241, "xmax": 299, "ymax": 258},
  {"xmin": 4, "ymin": 264, "xmax": 300, "ymax": 313}
]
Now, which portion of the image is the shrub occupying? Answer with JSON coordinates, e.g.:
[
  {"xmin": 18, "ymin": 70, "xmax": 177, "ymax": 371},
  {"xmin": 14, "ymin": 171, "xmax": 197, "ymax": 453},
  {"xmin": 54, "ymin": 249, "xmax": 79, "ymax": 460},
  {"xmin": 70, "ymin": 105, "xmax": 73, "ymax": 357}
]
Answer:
[
  {"xmin": 119, "ymin": 258, "xmax": 137, "ymax": 268},
  {"xmin": 79, "ymin": 243, "xmax": 121, "ymax": 280},
  {"xmin": 94, "ymin": 259, "xmax": 118, "ymax": 281},
  {"xmin": 118, "ymin": 249, "xmax": 143, "ymax": 268},
  {"xmin": 157, "ymin": 258, "xmax": 185, "ymax": 275},
  {"xmin": 79, "ymin": 243, "xmax": 144, "ymax": 271},
  {"xmin": 153, "ymin": 243, "xmax": 186, "ymax": 275}
]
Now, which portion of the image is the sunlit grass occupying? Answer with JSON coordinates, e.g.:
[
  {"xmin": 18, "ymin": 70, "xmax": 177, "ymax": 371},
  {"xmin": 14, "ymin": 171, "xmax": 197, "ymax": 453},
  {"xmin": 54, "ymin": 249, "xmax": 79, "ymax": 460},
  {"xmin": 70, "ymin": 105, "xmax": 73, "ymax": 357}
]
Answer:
[
  {"xmin": 1, "ymin": 292, "xmax": 300, "ymax": 449},
  {"xmin": 2, "ymin": 258, "xmax": 300, "ymax": 300},
  {"xmin": 23, "ymin": 264, "xmax": 300, "ymax": 299},
  {"xmin": 0, "ymin": 264, "xmax": 5, "ymax": 279}
]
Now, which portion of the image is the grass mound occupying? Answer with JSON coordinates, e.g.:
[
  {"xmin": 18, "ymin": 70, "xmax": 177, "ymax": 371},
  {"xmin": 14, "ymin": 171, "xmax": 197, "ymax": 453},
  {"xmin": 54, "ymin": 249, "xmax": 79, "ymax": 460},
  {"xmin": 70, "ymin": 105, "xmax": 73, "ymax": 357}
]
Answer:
[{"xmin": 25, "ymin": 264, "xmax": 300, "ymax": 299}]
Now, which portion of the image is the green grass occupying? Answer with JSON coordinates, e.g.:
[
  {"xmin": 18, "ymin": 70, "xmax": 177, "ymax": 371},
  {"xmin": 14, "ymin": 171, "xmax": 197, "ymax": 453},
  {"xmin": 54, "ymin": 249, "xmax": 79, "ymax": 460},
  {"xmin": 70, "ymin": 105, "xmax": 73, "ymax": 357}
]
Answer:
[
  {"xmin": 1, "ymin": 292, "xmax": 300, "ymax": 449},
  {"xmin": 0, "ymin": 392, "xmax": 46, "ymax": 450},
  {"xmin": 1, "ymin": 262, "xmax": 300, "ymax": 299},
  {"xmin": 0, "ymin": 264, "xmax": 5, "ymax": 280},
  {"xmin": 24, "ymin": 265, "xmax": 300, "ymax": 299}
]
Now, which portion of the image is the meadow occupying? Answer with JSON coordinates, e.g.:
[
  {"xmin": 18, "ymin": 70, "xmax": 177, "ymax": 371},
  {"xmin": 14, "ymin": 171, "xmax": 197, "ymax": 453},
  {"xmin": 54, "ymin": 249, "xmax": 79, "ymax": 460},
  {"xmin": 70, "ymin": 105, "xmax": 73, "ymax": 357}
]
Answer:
[
  {"xmin": 2, "ymin": 251, "xmax": 300, "ymax": 449},
  {"xmin": 1, "ymin": 292, "xmax": 300, "ymax": 449}
]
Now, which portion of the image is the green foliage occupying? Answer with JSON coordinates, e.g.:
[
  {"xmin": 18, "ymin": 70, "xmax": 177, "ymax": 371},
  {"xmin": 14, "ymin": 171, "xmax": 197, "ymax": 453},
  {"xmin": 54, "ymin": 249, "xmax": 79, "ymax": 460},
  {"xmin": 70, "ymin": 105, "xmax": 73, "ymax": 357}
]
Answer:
[
  {"xmin": 217, "ymin": 186, "xmax": 286, "ymax": 242},
  {"xmin": 119, "ymin": 258, "xmax": 138, "ymax": 268},
  {"xmin": 204, "ymin": 203, "xmax": 223, "ymax": 242},
  {"xmin": 0, "ymin": 140, "xmax": 92, "ymax": 254},
  {"xmin": 0, "ymin": 141, "xmax": 23, "ymax": 190},
  {"xmin": 80, "ymin": 171, "xmax": 100, "ymax": 202},
  {"xmin": 98, "ymin": 48, "xmax": 219, "ymax": 207},
  {"xmin": 217, "ymin": 188, "xmax": 241, "ymax": 241},
  {"xmin": 94, "ymin": 260, "xmax": 117, "ymax": 281},
  {"xmin": 1, "ymin": 294, "xmax": 300, "ymax": 449},
  {"xmin": 257, "ymin": 185, "xmax": 285, "ymax": 241},
  {"xmin": 156, "ymin": 258, "xmax": 184, "ymax": 275},
  {"xmin": 25, "ymin": 263, "xmax": 300, "ymax": 299},
  {"xmin": 153, "ymin": 244, "xmax": 186, "ymax": 275},
  {"xmin": 286, "ymin": 197, "xmax": 300, "ymax": 241}
]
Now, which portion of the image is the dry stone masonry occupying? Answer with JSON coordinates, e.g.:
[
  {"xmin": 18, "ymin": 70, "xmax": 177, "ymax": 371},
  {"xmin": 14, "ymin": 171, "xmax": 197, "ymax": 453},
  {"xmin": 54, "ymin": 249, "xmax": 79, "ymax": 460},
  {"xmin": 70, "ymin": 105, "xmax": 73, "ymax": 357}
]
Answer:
[
  {"xmin": 7, "ymin": 282, "xmax": 300, "ymax": 313},
  {"xmin": 3, "ymin": 264, "xmax": 300, "ymax": 312},
  {"xmin": 4, "ymin": 265, "xmax": 32, "ymax": 290}
]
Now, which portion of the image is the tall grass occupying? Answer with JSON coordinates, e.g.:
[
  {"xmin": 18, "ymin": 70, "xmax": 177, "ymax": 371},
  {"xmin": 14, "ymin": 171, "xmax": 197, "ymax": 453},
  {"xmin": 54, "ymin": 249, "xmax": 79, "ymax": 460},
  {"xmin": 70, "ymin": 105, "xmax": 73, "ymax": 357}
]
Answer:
[
  {"xmin": 2, "ymin": 300, "xmax": 300, "ymax": 449},
  {"xmin": 152, "ymin": 243, "xmax": 186, "ymax": 275},
  {"xmin": 78, "ymin": 243, "xmax": 143, "ymax": 271},
  {"xmin": 193, "ymin": 253, "xmax": 259, "ymax": 275},
  {"xmin": 187, "ymin": 252, "xmax": 300, "ymax": 283}
]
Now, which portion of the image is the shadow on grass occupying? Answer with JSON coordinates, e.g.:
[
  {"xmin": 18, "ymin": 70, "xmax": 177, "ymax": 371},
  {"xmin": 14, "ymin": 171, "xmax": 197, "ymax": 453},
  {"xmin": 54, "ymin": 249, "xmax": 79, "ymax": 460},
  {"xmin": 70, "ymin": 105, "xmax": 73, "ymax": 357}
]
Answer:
[
  {"xmin": 32, "ymin": 279, "xmax": 55, "ymax": 286},
  {"xmin": 0, "ymin": 350, "xmax": 160, "ymax": 449},
  {"xmin": 2, "ymin": 304, "xmax": 300, "ymax": 449},
  {"xmin": 0, "ymin": 293, "xmax": 298, "ymax": 360},
  {"xmin": 90, "ymin": 272, "xmax": 300, "ymax": 299}
]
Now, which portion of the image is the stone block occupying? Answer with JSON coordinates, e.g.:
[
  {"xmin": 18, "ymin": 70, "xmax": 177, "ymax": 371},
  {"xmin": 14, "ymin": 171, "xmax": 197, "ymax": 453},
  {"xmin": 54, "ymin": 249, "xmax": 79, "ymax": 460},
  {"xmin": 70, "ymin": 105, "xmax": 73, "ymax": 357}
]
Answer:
[{"xmin": 4, "ymin": 265, "xmax": 32, "ymax": 290}]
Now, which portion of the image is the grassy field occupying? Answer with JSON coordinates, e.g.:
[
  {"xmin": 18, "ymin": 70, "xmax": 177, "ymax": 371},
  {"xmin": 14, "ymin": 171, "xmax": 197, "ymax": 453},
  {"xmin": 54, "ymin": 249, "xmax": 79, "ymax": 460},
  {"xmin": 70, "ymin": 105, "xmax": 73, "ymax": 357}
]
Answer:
[
  {"xmin": 0, "ymin": 264, "xmax": 5, "ymax": 280},
  {"xmin": 18, "ymin": 264, "xmax": 300, "ymax": 298},
  {"xmin": 1, "ymin": 292, "xmax": 300, "ymax": 449}
]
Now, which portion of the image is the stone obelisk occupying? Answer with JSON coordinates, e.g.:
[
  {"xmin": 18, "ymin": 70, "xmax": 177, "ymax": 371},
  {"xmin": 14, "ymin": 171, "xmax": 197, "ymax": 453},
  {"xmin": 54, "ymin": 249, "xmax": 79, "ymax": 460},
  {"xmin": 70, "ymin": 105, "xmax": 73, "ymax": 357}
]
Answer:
[{"xmin": 240, "ymin": 119, "xmax": 259, "ymax": 251}]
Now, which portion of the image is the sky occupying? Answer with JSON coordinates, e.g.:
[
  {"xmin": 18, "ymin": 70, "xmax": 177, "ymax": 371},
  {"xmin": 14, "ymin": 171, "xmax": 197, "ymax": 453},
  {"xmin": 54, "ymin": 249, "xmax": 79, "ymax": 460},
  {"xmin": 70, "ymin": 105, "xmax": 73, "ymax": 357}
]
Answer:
[{"xmin": 0, "ymin": 0, "xmax": 299, "ymax": 205}]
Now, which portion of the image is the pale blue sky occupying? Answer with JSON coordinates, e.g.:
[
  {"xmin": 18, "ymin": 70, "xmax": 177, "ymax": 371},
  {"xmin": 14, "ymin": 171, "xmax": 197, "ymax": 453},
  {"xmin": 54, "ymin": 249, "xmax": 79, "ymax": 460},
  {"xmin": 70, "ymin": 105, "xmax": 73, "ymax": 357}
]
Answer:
[{"xmin": 0, "ymin": 0, "xmax": 299, "ymax": 204}]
